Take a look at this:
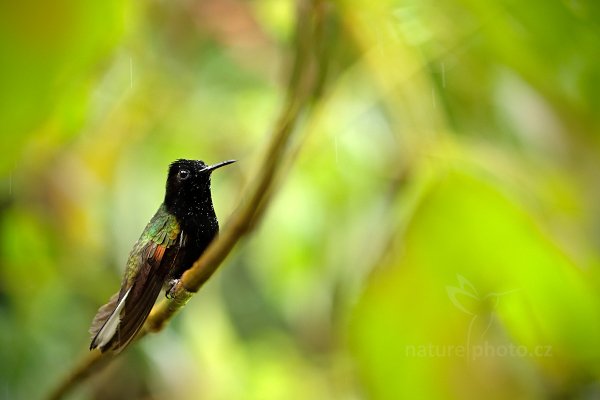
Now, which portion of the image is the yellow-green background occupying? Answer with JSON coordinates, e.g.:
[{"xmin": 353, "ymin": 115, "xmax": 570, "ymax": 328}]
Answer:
[{"xmin": 1, "ymin": 0, "xmax": 600, "ymax": 399}]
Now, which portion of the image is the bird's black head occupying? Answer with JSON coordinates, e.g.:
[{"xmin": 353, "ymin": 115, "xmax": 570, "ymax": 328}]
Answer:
[{"xmin": 164, "ymin": 159, "xmax": 235, "ymax": 218}]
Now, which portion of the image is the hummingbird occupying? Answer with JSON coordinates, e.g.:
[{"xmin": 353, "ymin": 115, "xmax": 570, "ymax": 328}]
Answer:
[{"xmin": 89, "ymin": 159, "xmax": 235, "ymax": 353}]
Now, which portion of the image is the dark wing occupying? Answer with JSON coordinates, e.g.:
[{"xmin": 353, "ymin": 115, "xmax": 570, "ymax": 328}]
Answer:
[{"xmin": 90, "ymin": 206, "xmax": 182, "ymax": 353}]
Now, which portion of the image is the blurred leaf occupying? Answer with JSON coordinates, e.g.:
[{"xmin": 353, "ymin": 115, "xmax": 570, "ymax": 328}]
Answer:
[
  {"xmin": 0, "ymin": 0, "xmax": 130, "ymax": 173},
  {"xmin": 351, "ymin": 169, "xmax": 600, "ymax": 399}
]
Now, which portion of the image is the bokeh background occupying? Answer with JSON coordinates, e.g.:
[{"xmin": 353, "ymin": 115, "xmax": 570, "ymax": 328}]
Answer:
[{"xmin": 1, "ymin": 0, "xmax": 600, "ymax": 399}]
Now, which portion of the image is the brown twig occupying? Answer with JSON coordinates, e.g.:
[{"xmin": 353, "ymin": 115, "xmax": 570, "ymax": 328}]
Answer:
[{"xmin": 46, "ymin": 1, "xmax": 330, "ymax": 399}]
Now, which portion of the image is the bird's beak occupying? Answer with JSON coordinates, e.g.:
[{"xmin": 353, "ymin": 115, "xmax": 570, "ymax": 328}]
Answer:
[{"xmin": 202, "ymin": 159, "xmax": 236, "ymax": 173}]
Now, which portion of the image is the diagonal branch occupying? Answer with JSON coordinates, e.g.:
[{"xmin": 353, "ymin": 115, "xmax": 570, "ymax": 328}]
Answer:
[{"xmin": 46, "ymin": 1, "xmax": 331, "ymax": 399}]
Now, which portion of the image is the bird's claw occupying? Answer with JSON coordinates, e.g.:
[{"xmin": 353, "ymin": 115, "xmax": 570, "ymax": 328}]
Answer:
[{"xmin": 166, "ymin": 279, "xmax": 181, "ymax": 299}]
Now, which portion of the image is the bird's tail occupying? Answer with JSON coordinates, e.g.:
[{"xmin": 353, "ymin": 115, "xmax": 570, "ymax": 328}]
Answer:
[
  {"xmin": 89, "ymin": 289, "xmax": 131, "ymax": 352},
  {"xmin": 89, "ymin": 265, "xmax": 167, "ymax": 353},
  {"xmin": 89, "ymin": 291, "xmax": 119, "ymax": 341}
]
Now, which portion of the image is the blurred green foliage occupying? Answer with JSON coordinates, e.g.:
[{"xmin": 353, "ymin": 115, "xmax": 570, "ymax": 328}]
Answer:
[{"xmin": 1, "ymin": 0, "xmax": 600, "ymax": 399}]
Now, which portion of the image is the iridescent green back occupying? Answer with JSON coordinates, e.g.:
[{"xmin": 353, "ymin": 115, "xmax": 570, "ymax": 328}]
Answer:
[{"xmin": 123, "ymin": 204, "xmax": 180, "ymax": 287}]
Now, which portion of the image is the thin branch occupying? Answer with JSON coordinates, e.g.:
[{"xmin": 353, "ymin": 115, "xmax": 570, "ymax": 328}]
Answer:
[{"xmin": 46, "ymin": 1, "xmax": 330, "ymax": 399}]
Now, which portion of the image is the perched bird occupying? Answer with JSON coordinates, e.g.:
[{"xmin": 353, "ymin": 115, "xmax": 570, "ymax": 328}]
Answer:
[{"xmin": 89, "ymin": 159, "xmax": 235, "ymax": 353}]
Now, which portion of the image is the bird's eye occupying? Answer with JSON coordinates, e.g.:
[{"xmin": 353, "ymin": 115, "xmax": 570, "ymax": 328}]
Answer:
[{"xmin": 178, "ymin": 169, "xmax": 190, "ymax": 180}]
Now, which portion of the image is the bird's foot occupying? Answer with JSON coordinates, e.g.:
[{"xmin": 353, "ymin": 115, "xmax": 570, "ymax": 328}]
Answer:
[{"xmin": 166, "ymin": 279, "xmax": 181, "ymax": 299}]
